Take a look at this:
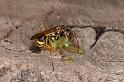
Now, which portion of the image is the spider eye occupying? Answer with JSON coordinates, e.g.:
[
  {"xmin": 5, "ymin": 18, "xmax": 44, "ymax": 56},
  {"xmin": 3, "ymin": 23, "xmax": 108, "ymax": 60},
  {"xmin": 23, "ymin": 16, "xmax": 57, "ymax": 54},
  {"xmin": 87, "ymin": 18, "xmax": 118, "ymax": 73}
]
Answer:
[
  {"xmin": 39, "ymin": 36, "xmax": 46, "ymax": 41},
  {"xmin": 55, "ymin": 32, "xmax": 58, "ymax": 35},
  {"xmin": 60, "ymin": 31, "xmax": 64, "ymax": 37},
  {"xmin": 54, "ymin": 35, "xmax": 59, "ymax": 40},
  {"xmin": 66, "ymin": 29, "xmax": 70, "ymax": 32},
  {"xmin": 60, "ymin": 25, "xmax": 64, "ymax": 27}
]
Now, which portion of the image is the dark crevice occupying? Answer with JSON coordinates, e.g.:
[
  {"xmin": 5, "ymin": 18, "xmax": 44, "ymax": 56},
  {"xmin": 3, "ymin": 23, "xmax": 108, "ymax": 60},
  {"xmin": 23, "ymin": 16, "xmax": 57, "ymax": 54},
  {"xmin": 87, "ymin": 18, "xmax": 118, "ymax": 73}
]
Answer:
[
  {"xmin": 90, "ymin": 27, "xmax": 106, "ymax": 48},
  {"xmin": 70, "ymin": 25, "xmax": 124, "ymax": 49},
  {"xmin": 85, "ymin": 26, "xmax": 124, "ymax": 49},
  {"xmin": 29, "ymin": 45, "xmax": 41, "ymax": 53}
]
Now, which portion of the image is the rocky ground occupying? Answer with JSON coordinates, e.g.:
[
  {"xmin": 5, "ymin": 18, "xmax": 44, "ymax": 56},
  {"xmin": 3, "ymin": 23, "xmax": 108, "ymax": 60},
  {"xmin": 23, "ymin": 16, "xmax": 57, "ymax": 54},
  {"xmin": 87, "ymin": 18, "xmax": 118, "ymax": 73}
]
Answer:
[{"xmin": 0, "ymin": 0, "xmax": 124, "ymax": 82}]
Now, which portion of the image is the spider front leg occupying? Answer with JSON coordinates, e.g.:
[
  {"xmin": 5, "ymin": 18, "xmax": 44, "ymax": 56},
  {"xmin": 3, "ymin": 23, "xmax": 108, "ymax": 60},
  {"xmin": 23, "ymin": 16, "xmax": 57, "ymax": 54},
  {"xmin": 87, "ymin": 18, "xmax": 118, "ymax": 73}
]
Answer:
[
  {"xmin": 48, "ymin": 36, "xmax": 55, "ymax": 71},
  {"xmin": 71, "ymin": 31, "xmax": 80, "ymax": 52},
  {"xmin": 58, "ymin": 34, "xmax": 65, "ymax": 60}
]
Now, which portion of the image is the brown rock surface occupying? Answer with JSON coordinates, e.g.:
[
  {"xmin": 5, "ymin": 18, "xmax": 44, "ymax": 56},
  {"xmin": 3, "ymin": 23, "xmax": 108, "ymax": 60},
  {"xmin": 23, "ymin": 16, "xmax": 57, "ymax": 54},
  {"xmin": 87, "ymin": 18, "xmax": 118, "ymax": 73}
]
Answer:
[
  {"xmin": 87, "ymin": 31, "xmax": 124, "ymax": 75},
  {"xmin": 0, "ymin": 0, "xmax": 124, "ymax": 82}
]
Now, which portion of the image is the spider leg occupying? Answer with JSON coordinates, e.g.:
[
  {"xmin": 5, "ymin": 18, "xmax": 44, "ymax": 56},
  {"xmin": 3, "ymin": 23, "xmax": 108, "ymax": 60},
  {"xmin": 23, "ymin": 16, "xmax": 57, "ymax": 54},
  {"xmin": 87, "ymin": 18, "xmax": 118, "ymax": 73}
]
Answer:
[
  {"xmin": 58, "ymin": 34, "xmax": 65, "ymax": 60},
  {"xmin": 64, "ymin": 32, "xmax": 70, "ymax": 42},
  {"xmin": 71, "ymin": 31, "xmax": 80, "ymax": 52},
  {"xmin": 48, "ymin": 35, "xmax": 54, "ymax": 71},
  {"xmin": 40, "ymin": 24, "xmax": 46, "ymax": 32}
]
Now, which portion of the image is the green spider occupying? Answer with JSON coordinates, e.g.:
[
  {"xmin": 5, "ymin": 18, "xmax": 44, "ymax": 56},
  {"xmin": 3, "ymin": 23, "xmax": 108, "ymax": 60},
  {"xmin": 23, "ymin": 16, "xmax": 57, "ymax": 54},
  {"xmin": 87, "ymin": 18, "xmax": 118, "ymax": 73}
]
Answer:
[{"xmin": 31, "ymin": 25, "xmax": 84, "ymax": 62}]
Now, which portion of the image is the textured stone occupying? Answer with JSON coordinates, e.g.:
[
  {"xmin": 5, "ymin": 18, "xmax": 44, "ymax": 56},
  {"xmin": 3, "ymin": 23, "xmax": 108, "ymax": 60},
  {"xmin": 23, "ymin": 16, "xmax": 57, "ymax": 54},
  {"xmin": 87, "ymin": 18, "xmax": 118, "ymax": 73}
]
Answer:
[
  {"xmin": 0, "ymin": 16, "xmax": 12, "ymax": 40},
  {"xmin": 88, "ymin": 31, "xmax": 124, "ymax": 74},
  {"xmin": 0, "ymin": 0, "xmax": 124, "ymax": 82}
]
